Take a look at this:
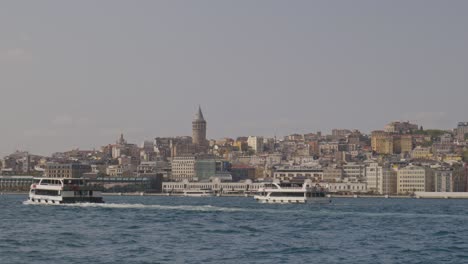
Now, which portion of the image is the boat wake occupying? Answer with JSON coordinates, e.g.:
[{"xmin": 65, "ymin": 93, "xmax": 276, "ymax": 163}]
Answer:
[{"xmin": 23, "ymin": 200, "xmax": 249, "ymax": 212}]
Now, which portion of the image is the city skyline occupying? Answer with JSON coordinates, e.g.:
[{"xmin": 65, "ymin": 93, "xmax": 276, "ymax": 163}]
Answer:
[
  {"xmin": 0, "ymin": 104, "xmax": 466, "ymax": 157},
  {"xmin": 1, "ymin": 1, "xmax": 467, "ymax": 155},
  {"xmin": 1, "ymin": 106, "xmax": 464, "ymax": 157}
]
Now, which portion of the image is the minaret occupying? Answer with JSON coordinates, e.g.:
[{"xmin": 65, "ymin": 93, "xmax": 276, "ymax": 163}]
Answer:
[{"xmin": 192, "ymin": 106, "xmax": 207, "ymax": 146}]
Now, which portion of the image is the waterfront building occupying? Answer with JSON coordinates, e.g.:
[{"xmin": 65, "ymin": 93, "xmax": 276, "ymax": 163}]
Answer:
[
  {"xmin": 434, "ymin": 167, "xmax": 455, "ymax": 192},
  {"xmin": 322, "ymin": 166, "xmax": 343, "ymax": 182},
  {"xmin": 195, "ymin": 157, "xmax": 216, "ymax": 182},
  {"xmin": 170, "ymin": 156, "xmax": 196, "ymax": 181},
  {"xmin": 91, "ymin": 175, "xmax": 163, "ymax": 193},
  {"xmin": 365, "ymin": 163, "xmax": 397, "ymax": 194},
  {"xmin": 170, "ymin": 155, "xmax": 228, "ymax": 182},
  {"xmin": 162, "ymin": 178, "xmax": 264, "ymax": 194},
  {"xmin": 365, "ymin": 163, "xmax": 381, "ymax": 193},
  {"xmin": 381, "ymin": 168, "xmax": 398, "ymax": 195},
  {"xmin": 45, "ymin": 163, "xmax": 92, "ymax": 178},
  {"xmin": 0, "ymin": 175, "xmax": 34, "ymax": 192},
  {"xmin": 342, "ymin": 163, "xmax": 366, "ymax": 182},
  {"xmin": 397, "ymin": 165, "xmax": 434, "ymax": 194}
]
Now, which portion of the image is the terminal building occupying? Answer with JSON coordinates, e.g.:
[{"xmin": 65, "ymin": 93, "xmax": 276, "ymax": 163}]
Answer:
[
  {"xmin": 162, "ymin": 178, "xmax": 264, "ymax": 194},
  {"xmin": 0, "ymin": 176, "xmax": 34, "ymax": 192}
]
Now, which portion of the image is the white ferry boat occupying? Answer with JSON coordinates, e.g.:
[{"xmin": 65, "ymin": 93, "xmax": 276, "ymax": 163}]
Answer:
[
  {"xmin": 183, "ymin": 189, "xmax": 215, "ymax": 197},
  {"xmin": 28, "ymin": 178, "xmax": 104, "ymax": 204},
  {"xmin": 254, "ymin": 182, "xmax": 329, "ymax": 204}
]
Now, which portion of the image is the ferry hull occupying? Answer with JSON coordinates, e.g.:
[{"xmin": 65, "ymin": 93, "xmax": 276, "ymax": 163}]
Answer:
[{"xmin": 28, "ymin": 196, "xmax": 104, "ymax": 204}]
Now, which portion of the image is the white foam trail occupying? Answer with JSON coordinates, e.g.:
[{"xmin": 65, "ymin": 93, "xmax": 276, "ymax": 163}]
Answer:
[
  {"xmin": 60, "ymin": 203, "xmax": 250, "ymax": 212},
  {"xmin": 22, "ymin": 200, "xmax": 326, "ymax": 214}
]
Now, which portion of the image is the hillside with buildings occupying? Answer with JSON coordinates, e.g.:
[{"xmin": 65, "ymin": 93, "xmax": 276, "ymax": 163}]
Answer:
[{"xmin": 1, "ymin": 109, "xmax": 467, "ymax": 195}]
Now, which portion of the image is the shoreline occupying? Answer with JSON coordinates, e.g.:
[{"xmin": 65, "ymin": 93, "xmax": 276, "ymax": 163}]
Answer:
[{"xmin": 3, "ymin": 192, "xmax": 468, "ymax": 199}]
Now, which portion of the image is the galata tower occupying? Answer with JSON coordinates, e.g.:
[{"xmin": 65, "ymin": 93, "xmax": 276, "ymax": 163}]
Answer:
[{"xmin": 192, "ymin": 106, "xmax": 207, "ymax": 146}]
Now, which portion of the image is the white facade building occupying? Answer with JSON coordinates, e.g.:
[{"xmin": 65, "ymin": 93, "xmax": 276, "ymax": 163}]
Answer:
[
  {"xmin": 397, "ymin": 165, "xmax": 433, "ymax": 194},
  {"xmin": 365, "ymin": 163, "xmax": 397, "ymax": 194},
  {"xmin": 170, "ymin": 156, "xmax": 196, "ymax": 181},
  {"xmin": 247, "ymin": 136, "xmax": 264, "ymax": 153},
  {"xmin": 342, "ymin": 163, "xmax": 366, "ymax": 182}
]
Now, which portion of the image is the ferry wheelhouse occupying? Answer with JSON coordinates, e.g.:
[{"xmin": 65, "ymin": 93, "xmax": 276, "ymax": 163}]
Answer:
[
  {"xmin": 28, "ymin": 178, "xmax": 104, "ymax": 204},
  {"xmin": 254, "ymin": 182, "xmax": 329, "ymax": 204}
]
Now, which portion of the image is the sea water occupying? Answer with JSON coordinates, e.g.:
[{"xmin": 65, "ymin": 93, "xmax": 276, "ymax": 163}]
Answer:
[{"xmin": 1, "ymin": 195, "xmax": 468, "ymax": 264}]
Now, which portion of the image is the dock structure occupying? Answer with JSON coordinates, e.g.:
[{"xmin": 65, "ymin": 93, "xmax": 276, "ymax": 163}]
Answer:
[{"xmin": 414, "ymin": 192, "xmax": 468, "ymax": 199}]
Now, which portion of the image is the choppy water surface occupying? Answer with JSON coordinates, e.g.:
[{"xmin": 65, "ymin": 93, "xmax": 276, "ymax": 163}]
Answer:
[{"xmin": 1, "ymin": 195, "xmax": 468, "ymax": 264}]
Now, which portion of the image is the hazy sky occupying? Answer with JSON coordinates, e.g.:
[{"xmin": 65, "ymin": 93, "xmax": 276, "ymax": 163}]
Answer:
[{"xmin": 1, "ymin": 1, "xmax": 467, "ymax": 156}]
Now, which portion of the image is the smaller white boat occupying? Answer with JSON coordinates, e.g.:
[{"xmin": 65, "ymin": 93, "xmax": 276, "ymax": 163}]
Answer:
[
  {"xmin": 254, "ymin": 182, "xmax": 329, "ymax": 204},
  {"xmin": 183, "ymin": 189, "xmax": 214, "ymax": 197}
]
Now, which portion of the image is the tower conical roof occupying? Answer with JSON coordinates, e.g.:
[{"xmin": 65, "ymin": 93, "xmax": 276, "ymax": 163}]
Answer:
[{"xmin": 194, "ymin": 105, "xmax": 205, "ymax": 121}]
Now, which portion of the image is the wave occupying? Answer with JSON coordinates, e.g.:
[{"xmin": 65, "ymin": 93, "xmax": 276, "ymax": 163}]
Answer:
[
  {"xmin": 24, "ymin": 201, "xmax": 468, "ymax": 219},
  {"xmin": 314, "ymin": 209, "xmax": 468, "ymax": 220}
]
